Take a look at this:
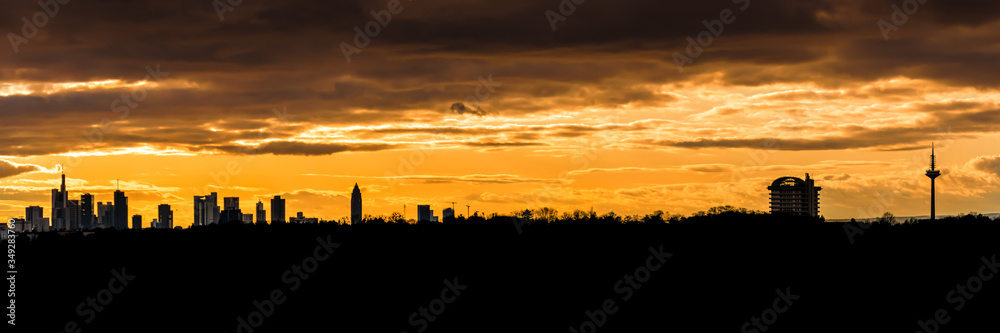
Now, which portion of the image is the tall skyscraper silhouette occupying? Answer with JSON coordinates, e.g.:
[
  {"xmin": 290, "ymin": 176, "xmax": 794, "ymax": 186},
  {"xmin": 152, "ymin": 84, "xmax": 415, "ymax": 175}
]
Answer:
[
  {"xmin": 194, "ymin": 192, "xmax": 219, "ymax": 226},
  {"xmin": 221, "ymin": 197, "xmax": 243, "ymax": 223},
  {"xmin": 271, "ymin": 196, "xmax": 286, "ymax": 223},
  {"xmin": 925, "ymin": 144, "xmax": 942, "ymax": 221},
  {"xmin": 80, "ymin": 193, "xmax": 94, "ymax": 230},
  {"xmin": 159, "ymin": 204, "xmax": 174, "ymax": 229},
  {"xmin": 68, "ymin": 199, "xmax": 81, "ymax": 230},
  {"xmin": 97, "ymin": 202, "xmax": 114, "ymax": 228},
  {"xmin": 50, "ymin": 173, "xmax": 68, "ymax": 230},
  {"xmin": 114, "ymin": 189, "xmax": 128, "ymax": 230},
  {"xmin": 256, "ymin": 200, "xmax": 266, "ymax": 224},
  {"xmin": 351, "ymin": 183, "xmax": 362, "ymax": 225}
]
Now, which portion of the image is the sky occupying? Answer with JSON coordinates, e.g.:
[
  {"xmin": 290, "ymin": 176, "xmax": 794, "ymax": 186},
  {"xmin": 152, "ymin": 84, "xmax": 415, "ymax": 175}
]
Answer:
[{"xmin": 1, "ymin": 0, "xmax": 999, "ymax": 226}]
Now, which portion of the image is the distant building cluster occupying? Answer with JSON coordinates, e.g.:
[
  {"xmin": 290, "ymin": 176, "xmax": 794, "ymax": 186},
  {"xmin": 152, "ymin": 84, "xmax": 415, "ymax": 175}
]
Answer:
[
  {"xmin": 12, "ymin": 171, "xmax": 481, "ymax": 232},
  {"xmin": 14, "ymin": 174, "xmax": 176, "ymax": 232}
]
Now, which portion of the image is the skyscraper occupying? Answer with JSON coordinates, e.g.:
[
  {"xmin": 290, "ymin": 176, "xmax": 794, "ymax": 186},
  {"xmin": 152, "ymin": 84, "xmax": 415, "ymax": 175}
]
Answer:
[
  {"xmin": 25, "ymin": 206, "xmax": 44, "ymax": 232},
  {"xmin": 926, "ymin": 144, "xmax": 942, "ymax": 221},
  {"xmin": 97, "ymin": 202, "xmax": 114, "ymax": 228},
  {"xmin": 417, "ymin": 205, "xmax": 431, "ymax": 223},
  {"xmin": 767, "ymin": 174, "xmax": 822, "ymax": 217},
  {"xmin": 113, "ymin": 189, "xmax": 128, "ymax": 230},
  {"xmin": 220, "ymin": 197, "xmax": 243, "ymax": 223},
  {"xmin": 351, "ymin": 183, "xmax": 362, "ymax": 225},
  {"xmin": 271, "ymin": 196, "xmax": 285, "ymax": 223},
  {"xmin": 132, "ymin": 215, "xmax": 142, "ymax": 230},
  {"xmin": 256, "ymin": 200, "xmax": 266, "ymax": 224},
  {"xmin": 80, "ymin": 193, "xmax": 94, "ymax": 230},
  {"xmin": 194, "ymin": 192, "xmax": 219, "ymax": 226},
  {"xmin": 50, "ymin": 173, "xmax": 68, "ymax": 230},
  {"xmin": 158, "ymin": 204, "xmax": 173, "ymax": 229},
  {"xmin": 67, "ymin": 199, "xmax": 81, "ymax": 230}
]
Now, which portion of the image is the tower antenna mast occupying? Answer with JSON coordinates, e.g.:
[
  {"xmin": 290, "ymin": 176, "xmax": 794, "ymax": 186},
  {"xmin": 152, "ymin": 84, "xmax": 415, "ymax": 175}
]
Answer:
[{"xmin": 925, "ymin": 143, "xmax": 941, "ymax": 220}]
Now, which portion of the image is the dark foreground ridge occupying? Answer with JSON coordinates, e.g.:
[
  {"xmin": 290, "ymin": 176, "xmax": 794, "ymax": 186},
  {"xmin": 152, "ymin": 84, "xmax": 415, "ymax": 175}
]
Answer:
[{"xmin": 14, "ymin": 216, "xmax": 1000, "ymax": 333}]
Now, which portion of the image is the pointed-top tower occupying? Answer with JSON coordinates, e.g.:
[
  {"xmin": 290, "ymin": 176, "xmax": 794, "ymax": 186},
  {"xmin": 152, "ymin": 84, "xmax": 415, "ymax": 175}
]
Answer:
[
  {"xmin": 51, "ymin": 172, "xmax": 69, "ymax": 230},
  {"xmin": 925, "ymin": 143, "xmax": 941, "ymax": 220},
  {"xmin": 351, "ymin": 183, "xmax": 362, "ymax": 225}
]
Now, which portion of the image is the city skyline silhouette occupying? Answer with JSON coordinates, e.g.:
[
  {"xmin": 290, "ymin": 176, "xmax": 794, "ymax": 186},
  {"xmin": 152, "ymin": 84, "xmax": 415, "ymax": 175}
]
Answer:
[{"xmin": 8, "ymin": 143, "xmax": 997, "ymax": 231}]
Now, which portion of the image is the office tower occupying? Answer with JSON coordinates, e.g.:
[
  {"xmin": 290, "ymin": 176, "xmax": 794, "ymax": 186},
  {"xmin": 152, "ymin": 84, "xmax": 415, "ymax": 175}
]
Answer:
[
  {"xmin": 351, "ymin": 183, "xmax": 362, "ymax": 225},
  {"xmin": 211, "ymin": 193, "xmax": 220, "ymax": 224},
  {"xmin": 151, "ymin": 218, "xmax": 159, "ymax": 229},
  {"xmin": 256, "ymin": 200, "xmax": 266, "ymax": 224},
  {"xmin": 242, "ymin": 214, "xmax": 253, "ymax": 224},
  {"xmin": 220, "ymin": 197, "xmax": 243, "ymax": 223},
  {"xmin": 67, "ymin": 200, "xmax": 81, "ymax": 230},
  {"xmin": 926, "ymin": 144, "xmax": 942, "ymax": 221},
  {"xmin": 158, "ymin": 204, "xmax": 173, "ymax": 229},
  {"xmin": 80, "ymin": 193, "xmax": 94, "ymax": 230},
  {"xmin": 132, "ymin": 215, "xmax": 142, "ymax": 230},
  {"xmin": 417, "ymin": 205, "xmax": 431, "ymax": 222},
  {"xmin": 443, "ymin": 208, "xmax": 455, "ymax": 220},
  {"xmin": 25, "ymin": 206, "xmax": 44, "ymax": 232},
  {"xmin": 10, "ymin": 218, "xmax": 31, "ymax": 232},
  {"xmin": 194, "ymin": 192, "xmax": 220, "ymax": 226},
  {"xmin": 113, "ymin": 189, "xmax": 128, "ymax": 230},
  {"xmin": 194, "ymin": 195, "xmax": 208, "ymax": 226},
  {"xmin": 767, "ymin": 174, "xmax": 822, "ymax": 217},
  {"xmin": 96, "ymin": 202, "xmax": 113, "ymax": 228},
  {"xmin": 51, "ymin": 173, "xmax": 68, "ymax": 230},
  {"xmin": 271, "ymin": 196, "xmax": 285, "ymax": 223}
]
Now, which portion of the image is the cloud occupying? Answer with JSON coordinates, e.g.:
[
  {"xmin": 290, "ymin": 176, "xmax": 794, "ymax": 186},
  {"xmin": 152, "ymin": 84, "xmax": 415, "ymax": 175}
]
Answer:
[
  {"xmin": 385, "ymin": 174, "xmax": 567, "ymax": 185},
  {"xmin": 969, "ymin": 155, "xmax": 1000, "ymax": 177},
  {"xmin": 450, "ymin": 102, "xmax": 490, "ymax": 117},
  {"xmin": 210, "ymin": 141, "xmax": 399, "ymax": 156},
  {"xmin": 0, "ymin": 160, "xmax": 49, "ymax": 179}
]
